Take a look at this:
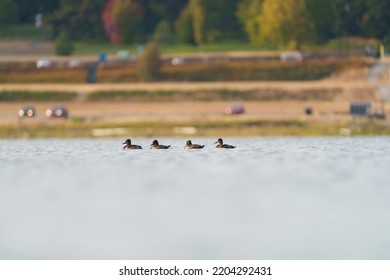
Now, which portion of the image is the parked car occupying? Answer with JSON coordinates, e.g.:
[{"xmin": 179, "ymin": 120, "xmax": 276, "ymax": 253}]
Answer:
[
  {"xmin": 225, "ymin": 104, "xmax": 245, "ymax": 115},
  {"xmin": 36, "ymin": 58, "xmax": 51, "ymax": 68},
  {"xmin": 171, "ymin": 57, "xmax": 185, "ymax": 65},
  {"xmin": 280, "ymin": 51, "xmax": 303, "ymax": 62},
  {"xmin": 18, "ymin": 105, "xmax": 36, "ymax": 118},
  {"xmin": 68, "ymin": 59, "xmax": 81, "ymax": 68},
  {"xmin": 46, "ymin": 105, "xmax": 68, "ymax": 118}
]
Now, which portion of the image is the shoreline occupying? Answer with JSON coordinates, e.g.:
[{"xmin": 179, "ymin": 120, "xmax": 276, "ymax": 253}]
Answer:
[{"xmin": 2, "ymin": 116, "xmax": 390, "ymax": 138}]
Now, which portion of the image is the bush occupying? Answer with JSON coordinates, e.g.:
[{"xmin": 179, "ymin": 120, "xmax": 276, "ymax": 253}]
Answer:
[
  {"xmin": 55, "ymin": 31, "xmax": 74, "ymax": 56},
  {"xmin": 0, "ymin": 58, "xmax": 369, "ymax": 83},
  {"xmin": 0, "ymin": 0, "xmax": 18, "ymax": 25},
  {"xmin": 138, "ymin": 42, "xmax": 162, "ymax": 81},
  {"xmin": 153, "ymin": 20, "xmax": 175, "ymax": 45},
  {"xmin": 0, "ymin": 91, "xmax": 77, "ymax": 101}
]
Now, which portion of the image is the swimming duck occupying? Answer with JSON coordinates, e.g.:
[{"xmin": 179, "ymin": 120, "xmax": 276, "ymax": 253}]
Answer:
[
  {"xmin": 123, "ymin": 139, "xmax": 142, "ymax": 149},
  {"xmin": 185, "ymin": 140, "xmax": 204, "ymax": 150},
  {"xmin": 214, "ymin": 138, "xmax": 236, "ymax": 149},
  {"xmin": 150, "ymin": 139, "xmax": 170, "ymax": 149}
]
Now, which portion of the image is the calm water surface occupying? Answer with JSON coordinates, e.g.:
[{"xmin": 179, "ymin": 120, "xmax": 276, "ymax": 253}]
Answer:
[{"xmin": 1, "ymin": 137, "xmax": 390, "ymax": 259}]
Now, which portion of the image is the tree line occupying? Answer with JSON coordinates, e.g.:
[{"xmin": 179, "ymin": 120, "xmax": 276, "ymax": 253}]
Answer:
[{"xmin": 2, "ymin": 0, "xmax": 389, "ymax": 49}]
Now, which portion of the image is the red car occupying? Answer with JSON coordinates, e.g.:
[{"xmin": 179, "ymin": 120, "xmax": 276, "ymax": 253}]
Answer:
[
  {"xmin": 225, "ymin": 104, "xmax": 245, "ymax": 115},
  {"xmin": 46, "ymin": 105, "xmax": 68, "ymax": 118}
]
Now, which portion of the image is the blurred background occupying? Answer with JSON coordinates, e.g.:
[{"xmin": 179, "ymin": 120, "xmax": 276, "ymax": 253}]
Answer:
[{"xmin": 0, "ymin": 0, "xmax": 390, "ymax": 138}]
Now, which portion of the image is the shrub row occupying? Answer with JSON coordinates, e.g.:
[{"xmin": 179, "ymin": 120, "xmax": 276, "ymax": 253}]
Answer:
[
  {"xmin": 0, "ymin": 88, "xmax": 341, "ymax": 102},
  {"xmin": 87, "ymin": 88, "xmax": 341, "ymax": 102},
  {"xmin": 0, "ymin": 59, "xmax": 369, "ymax": 83},
  {"xmin": 0, "ymin": 91, "xmax": 77, "ymax": 101}
]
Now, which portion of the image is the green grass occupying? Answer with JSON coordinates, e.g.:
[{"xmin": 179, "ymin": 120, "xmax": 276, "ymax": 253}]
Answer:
[
  {"xmin": 74, "ymin": 38, "xmax": 379, "ymax": 56},
  {"xmin": 73, "ymin": 41, "xmax": 140, "ymax": 56},
  {"xmin": 161, "ymin": 40, "xmax": 265, "ymax": 54},
  {"xmin": 0, "ymin": 24, "xmax": 51, "ymax": 41},
  {"xmin": 303, "ymin": 37, "xmax": 380, "ymax": 52},
  {"xmin": 73, "ymin": 40, "xmax": 263, "ymax": 56}
]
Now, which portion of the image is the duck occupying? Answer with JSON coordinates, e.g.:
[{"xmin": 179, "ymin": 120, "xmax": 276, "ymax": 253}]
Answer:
[
  {"xmin": 123, "ymin": 139, "xmax": 142, "ymax": 149},
  {"xmin": 185, "ymin": 140, "xmax": 204, "ymax": 150},
  {"xmin": 214, "ymin": 138, "xmax": 236, "ymax": 149},
  {"xmin": 150, "ymin": 139, "xmax": 170, "ymax": 149}
]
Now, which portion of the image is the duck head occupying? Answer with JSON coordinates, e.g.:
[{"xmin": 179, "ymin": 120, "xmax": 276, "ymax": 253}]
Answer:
[{"xmin": 151, "ymin": 140, "xmax": 159, "ymax": 146}]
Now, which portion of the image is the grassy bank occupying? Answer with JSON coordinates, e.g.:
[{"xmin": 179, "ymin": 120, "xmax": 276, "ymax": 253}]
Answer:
[
  {"xmin": 0, "ymin": 90, "xmax": 77, "ymax": 101},
  {"xmin": 0, "ymin": 59, "xmax": 369, "ymax": 83},
  {"xmin": 2, "ymin": 118, "xmax": 390, "ymax": 139},
  {"xmin": 88, "ymin": 88, "xmax": 342, "ymax": 102},
  {"xmin": 0, "ymin": 88, "xmax": 342, "ymax": 102}
]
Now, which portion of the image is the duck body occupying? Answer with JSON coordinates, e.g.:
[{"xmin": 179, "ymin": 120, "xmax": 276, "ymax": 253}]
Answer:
[
  {"xmin": 185, "ymin": 140, "xmax": 204, "ymax": 150},
  {"xmin": 123, "ymin": 139, "xmax": 142, "ymax": 149},
  {"xmin": 214, "ymin": 138, "xmax": 236, "ymax": 149},
  {"xmin": 150, "ymin": 139, "xmax": 170, "ymax": 149}
]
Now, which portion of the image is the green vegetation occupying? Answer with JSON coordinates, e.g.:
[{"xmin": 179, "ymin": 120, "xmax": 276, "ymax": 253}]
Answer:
[
  {"xmin": 55, "ymin": 31, "xmax": 74, "ymax": 56},
  {"xmin": 2, "ymin": 0, "xmax": 389, "ymax": 52},
  {"xmin": 162, "ymin": 61, "xmax": 341, "ymax": 81},
  {"xmin": 88, "ymin": 88, "xmax": 341, "ymax": 102},
  {"xmin": 0, "ymin": 24, "xmax": 51, "ymax": 41},
  {"xmin": 0, "ymin": 59, "xmax": 368, "ymax": 84},
  {"xmin": 0, "ymin": 0, "xmax": 19, "ymax": 25},
  {"xmin": 73, "ymin": 40, "xmax": 262, "ymax": 56},
  {"xmin": 258, "ymin": 0, "xmax": 315, "ymax": 49},
  {"xmin": 138, "ymin": 42, "xmax": 162, "ymax": 81},
  {"xmin": 114, "ymin": 0, "xmax": 143, "ymax": 44},
  {"xmin": 0, "ymin": 67, "xmax": 86, "ymax": 83},
  {"xmin": 0, "ymin": 91, "xmax": 77, "ymax": 101},
  {"xmin": 0, "ymin": 87, "xmax": 341, "ymax": 103},
  {"xmin": 48, "ymin": 0, "xmax": 106, "ymax": 41},
  {"xmin": 2, "ymin": 118, "xmax": 390, "ymax": 139}
]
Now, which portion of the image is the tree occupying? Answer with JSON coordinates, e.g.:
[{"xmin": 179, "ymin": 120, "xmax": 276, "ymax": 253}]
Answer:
[
  {"xmin": 258, "ymin": 0, "xmax": 315, "ymax": 49},
  {"xmin": 305, "ymin": 0, "xmax": 337, "ymax": 42},
  {"xmin": 153, "ymin": 20, "xmax": 175, "ymax": 45},
  {"xmin": 114, "ymin": 0, "xmax": 143, "ymax": 44},
  {"xmin": 360, "ymin": 0, "xmax": 390, "ymax": 40},
  {"xmin": 55, "ymin": 30, "xmax": 74, "ymax": 56},
  {"xmin": 143, "ymin": 0, "xmax": 188, "ymax": 36},
  {"xmin": 103, "ymin": 0, "xmax": 188, "ymax": 45},
  {"xmin": 330, "ymin": 0, "xmax": 390, "ymax": 41},
  {"xmin": 175, "ymin": 4, "xmax": 196, "ymax": 45},
  {"xmin": 48, "ymin": 0, "xmax": 106, "ymax": 41},
  {"xmin": 138, "ymin": 42, "xmax": 161, "ymax": 81},
  {"xmin": 13, "ymin": 0, "xmax": 60, "ymax": 23},
  {"xmin": 0, "ymin": 0, "xmax": 19, "ymax": 25},
  {"xmin": 201, "ymin": 0, "xmax": 243, "ymax": 41},
  {"xmin": 175, "ymin": 0, "xmax": 243, "ymax": 46},
  {"xmin": 190, "ymin": 0, "xmax": 205, "ymax": 46},
  {"xmin": 237, "ymin": 0, "xmax": 264, "ymax": 45}
]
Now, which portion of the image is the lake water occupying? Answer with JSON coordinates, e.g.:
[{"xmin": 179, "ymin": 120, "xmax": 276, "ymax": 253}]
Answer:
[{"xmin": 0, "ymin": 137, "xmax": 390, "ymax": 260}]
